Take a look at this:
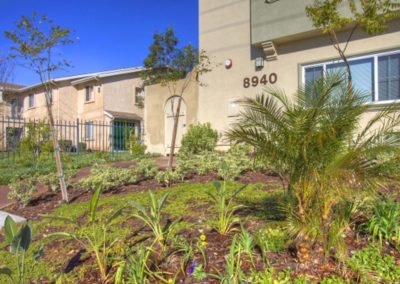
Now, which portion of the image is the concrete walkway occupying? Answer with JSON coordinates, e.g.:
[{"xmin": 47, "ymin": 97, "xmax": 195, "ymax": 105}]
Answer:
[{"xmin": 0, "ymin": 211, "xmax": 26, "ymax": 229}]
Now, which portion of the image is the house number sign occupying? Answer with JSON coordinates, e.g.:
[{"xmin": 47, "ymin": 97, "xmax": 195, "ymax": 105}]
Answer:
[{"xmin": 243, "ymin": 73, "xmax": 277, "ymax": 88}]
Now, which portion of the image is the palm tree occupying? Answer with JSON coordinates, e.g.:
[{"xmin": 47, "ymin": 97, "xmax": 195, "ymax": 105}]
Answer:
[{"xmin": 227, "ymin": 74, "xmax": 400, "ymax": 262}]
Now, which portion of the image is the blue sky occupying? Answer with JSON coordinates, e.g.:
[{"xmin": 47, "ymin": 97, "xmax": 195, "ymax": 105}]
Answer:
[{"xmin": 0, "ymin": 0, "xmax": 199, "ymax": 85}]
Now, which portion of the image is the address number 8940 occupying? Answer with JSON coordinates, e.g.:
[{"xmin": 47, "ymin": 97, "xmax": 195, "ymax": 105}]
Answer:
[{"xmin": 243, "ymin": 73, "xmax": 277, "ymax": 88}]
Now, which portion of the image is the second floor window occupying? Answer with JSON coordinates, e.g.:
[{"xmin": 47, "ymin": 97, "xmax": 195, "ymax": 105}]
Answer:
[
  {"xmin": 28, "ymin": 94, "xmax": 35, "ymax": 108},
  {"xmin": 135, "ymin": 87, "xmax": 144, "ymax": 108},
  {"xmin": 85, "ymin": 86, "xmax": 94, "ymax": 102},
  {"xmin": 10, "ymin": 99, "xmax": 23, "ymax": 118}
]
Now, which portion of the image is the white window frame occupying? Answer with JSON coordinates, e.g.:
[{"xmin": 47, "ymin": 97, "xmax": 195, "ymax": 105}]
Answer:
[
  {"xmin": 85, "ymin": 121, "xmax": 94, "ymax": 140},
  {"xmin": 28, "ymin": 94, "xmax": 35, "ymax": 108},
  {"xmin": 85, "ymin": 86, "xmax": 94, "ymax": 102},
  {"xmin": 301, "ymin": 49, "xmax": 400, "ymax": 105}
]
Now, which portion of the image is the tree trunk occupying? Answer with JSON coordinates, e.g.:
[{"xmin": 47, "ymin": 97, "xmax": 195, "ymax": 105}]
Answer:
[
  {"xmin": 167, "ymin": 96, "xmax": 183, "ymax": 169},
  {"xmin": 45, "ymin": 90, "xmax": 69, "ymax": 202}
]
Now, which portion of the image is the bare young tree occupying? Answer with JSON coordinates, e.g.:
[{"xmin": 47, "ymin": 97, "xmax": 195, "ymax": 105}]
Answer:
[
  {"xmin": 5, "ymin": 13, "xmax": 74, "ymax": 202},
  {"xmin": 142, "ymin": 28, "xmax": 211, "ymax": 168}
]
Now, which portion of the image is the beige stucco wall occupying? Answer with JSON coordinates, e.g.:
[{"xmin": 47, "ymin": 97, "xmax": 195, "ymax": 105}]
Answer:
[
  {"xmin": 144, "ymin": 78, "xmax": 199, "ymax": 155},
  {"xmin": 199, "ymin": 0, "xmax": 400, "ymax": 145},
  {"xmin": 102, "ymin": 73, "xmax": 144, "ymax": 118}
]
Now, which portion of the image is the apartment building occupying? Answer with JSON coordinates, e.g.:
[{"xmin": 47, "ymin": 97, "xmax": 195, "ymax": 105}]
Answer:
[
  {"xmin": 145, "ymin": 0, "xmax": 400, "ymax": 154},
  {"xmin": 1, "ymin": 67, "xmax": 145, "ymax": 151}
]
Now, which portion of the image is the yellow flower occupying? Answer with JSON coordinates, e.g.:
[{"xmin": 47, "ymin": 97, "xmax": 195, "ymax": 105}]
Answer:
[
  {"xmin": 167, "ymin": 279, "xmax": 174, "ymax": 284},
  {"xmin": 201, "ymin": 241, "xmax": 208, "ymax": 247},
  {"xmin": 200, "ymin": 234, "xmax": 206, "ymax": 241}
]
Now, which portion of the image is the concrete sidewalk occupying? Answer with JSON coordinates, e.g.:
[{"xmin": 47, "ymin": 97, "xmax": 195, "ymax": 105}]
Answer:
[{"xmin": 0, "ymin": 211, "xmax": 26, "ymax": 229}]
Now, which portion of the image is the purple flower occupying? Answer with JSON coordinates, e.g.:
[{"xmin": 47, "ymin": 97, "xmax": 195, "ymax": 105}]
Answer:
[{"xmin": 188, "ymin": 260, "xmax": 197, "ymax": 275}]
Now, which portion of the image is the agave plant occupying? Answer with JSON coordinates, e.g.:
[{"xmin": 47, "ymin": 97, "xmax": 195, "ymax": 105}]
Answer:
[
  {"xmin": 227, "ymin": 73, "xmax": 400, "ymax": 260},
  {"xmin": 207, "ymin": 162, "xmax": 247, "ymax": 235},
  {"xmin": 0, "ymin": 216, "xmax": 43, "ymax": 284},
  {"xmin": 45, "ymin": 186, "xmax": 124, "ymax": 283},
  {"xmin": 129, "ymin": 191, "xmax": 180, "ymax": 251}
]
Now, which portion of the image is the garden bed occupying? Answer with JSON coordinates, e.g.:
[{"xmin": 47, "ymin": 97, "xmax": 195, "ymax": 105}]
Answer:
[{"xmin": 1, "ymin": 173, "xmax": 399, "ymax": 283}]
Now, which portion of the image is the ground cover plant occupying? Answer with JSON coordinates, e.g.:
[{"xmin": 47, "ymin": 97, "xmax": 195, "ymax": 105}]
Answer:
[{"xmin": 0, "ymin": 171, "xmax": 399, "ymax": 283}]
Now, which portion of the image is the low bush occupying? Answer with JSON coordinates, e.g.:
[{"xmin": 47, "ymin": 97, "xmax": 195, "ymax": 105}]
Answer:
[
  {"xmin": 254, "ymin": 227, "xmax": 287, "ymax": 256},
  {"xmin": 8, "ymin": 175, "xmax": 37, "ymax": 207},
  {"xmin": 175, "ymin": 152, "xmax": 197, "ymax": 180},
  {"xmin": 155, "ymin": 169, "xmax": 181, "ymax": 187},
  {"xmin": 37, "ymin": 169, "xmax": 76, "ymax": 191},
  {"xmin": 127, "ymin": 133, "xmax": 147, "ymax": 157},
  {"xmin": 197, "ymin": 150, "xmax": 220, "ymax": 176},
  {"xmin": 79, "ymin": 165, "xmax": 137, "ymax": 191},
  {"xmin": 220, "ymin": 144, "xmax": 253, "ymax": 180},
  {"xmin": 347, "ymin": 245, "xmax": 400, "ymax": 283},
  {"xmin": 180, "ymin": 123, "xmax": 219, "ymax": 155},
  {"xmin": 133, "ymin": 159, "xmax": 158, "ymax": 180}
]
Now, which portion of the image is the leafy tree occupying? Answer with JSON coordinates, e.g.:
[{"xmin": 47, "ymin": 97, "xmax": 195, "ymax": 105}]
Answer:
[
  {"xmin": 142, "ymin": 28, "xmax": 211, "ymax": 168},
  {"xmin": 306, "ymin": 0, "xmax": 400, "ymax": 86},
  {"xmin": 227, "ymin": 74, "xmax": 400, "ymax": 261},
  {"xmin": 5, "ymin": 13, "xmax": 75, "ymax": 202}
]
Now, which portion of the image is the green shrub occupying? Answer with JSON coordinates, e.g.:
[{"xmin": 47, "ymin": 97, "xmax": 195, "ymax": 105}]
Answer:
[
  {"xmin": 155, "ymin": 169, "xmax": 181, "ymax": 187},
  {"xmin": 79, "ymin": 165, "xmax": 137, "ymax": 191},
  {"xmin": 220, "ymin": 144, "xmax": 253, "ymax": 180},
  {"xmin": 175, "ymin": 152, "xmax": 197, "ymax": 180},
  {"xmin": 133, "ymin": 159, "xmax": 158, "ymax": 180},
  {"xmin": 365, "ymin": 198, "xmax": 400, "ymax": 247},
  {"xmin": 58, "ymin": 139, "xmax": 72, "ymax": 152},
  {"xmin": 347, "ymin": 245, "xmax": 400, "ymax": 283},
  {"xmin": 180, "ymin": 123, "xmax": 218, "ymax": 155},
  {"xmin": 18, "ymin": 121, "xmax": 52, "ymax": 162},
  {"xmin": 8, "ymin": 175, "xmax": 37, "ymax": 207},
  {"xmin": 197, "ymin": 151, "xmax": 220, "ymax": 175},
  {"xmin": 37, "ymin": 169, "xmax": 76, "ymax": 191},
  {"xmin": 254, "ymin": 227, "xmax": 287, "ymax": 258},
  {"xmin": 127, "ymin": 133, "xmax": 146, "ymax": 156}
]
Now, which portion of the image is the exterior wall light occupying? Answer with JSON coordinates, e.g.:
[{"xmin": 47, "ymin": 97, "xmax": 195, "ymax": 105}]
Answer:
[
  {"xmin": 224, "ymin": 59, "xmax": 233, "ymax": 69},
  {"xmin": 255, "ymin": 57, "xmax": 264, "ymax": 69}
]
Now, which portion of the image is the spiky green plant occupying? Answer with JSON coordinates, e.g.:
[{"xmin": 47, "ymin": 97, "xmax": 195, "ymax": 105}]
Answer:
[
  {"xmin": 365, "ymin": 198, "xmax": 400, "ymax": 248},
  {"xmin": 207, "ymin": 163, "xmax": 247, "ymax": 235},
  {"xmin": 129, "ymin": 191, "xmax": 180, "ymax": 250},
  {"xmin": 227, "ymin": 73, "xmax": 400, "ymax": 259},
  {"xmin": 45, "ymin": 187, "xmax": 124, "ymax": 283},
  {"xmin": 0, "ymin": 217, "xmax": 43, "ymax": 284}
]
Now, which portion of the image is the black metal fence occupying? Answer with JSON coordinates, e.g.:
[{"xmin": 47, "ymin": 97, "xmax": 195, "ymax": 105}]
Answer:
[{"xmin": 0, "ymin": 116, "xmax": 142, "ymax": 160}]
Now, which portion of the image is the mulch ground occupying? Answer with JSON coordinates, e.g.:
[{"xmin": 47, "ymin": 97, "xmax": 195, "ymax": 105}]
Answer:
[
  {"xmin": 2, "ymin": 167, "xmax": 400, "ymax": 283},
  {"xmin": 4, "ymin": 170, "xmax": 282, "ymax": 221}
]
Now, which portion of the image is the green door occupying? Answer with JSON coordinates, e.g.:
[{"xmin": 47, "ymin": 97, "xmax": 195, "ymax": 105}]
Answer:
[{"xmin": 112, "ymin": 120, "xmax": 136, "ymax": 151}]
